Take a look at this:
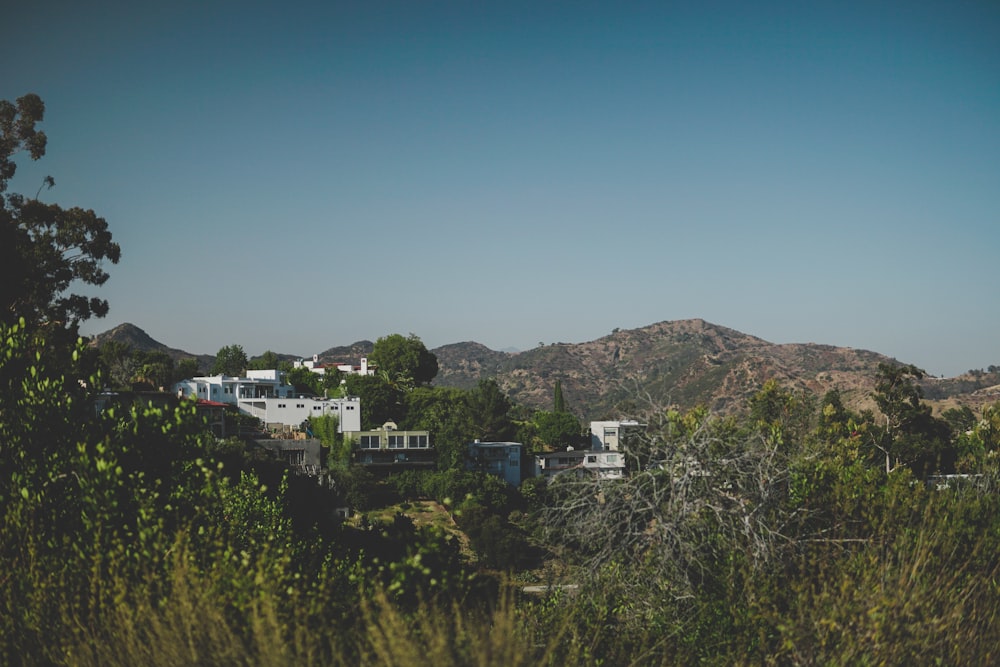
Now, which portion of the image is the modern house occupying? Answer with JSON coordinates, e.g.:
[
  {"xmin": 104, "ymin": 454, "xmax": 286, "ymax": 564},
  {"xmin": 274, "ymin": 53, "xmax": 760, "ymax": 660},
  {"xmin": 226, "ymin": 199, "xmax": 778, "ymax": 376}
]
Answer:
[
  {"xmin": 294, "ymin": 355, "xmax": 376, "ymax": 377},
  {"xmin": 347, "ymin": 422, "xmax": 434, "ymax": 473},
  {"xmin": 466, "ymin": 441, "xmax": 523, "ymax": 487},
  {"xmin": 535, "ymin": 448, "xmax": 625, "ymax": 481},
  {"xmin": 589, "ymin": 420, "xmax": 644, "ymax": 452},
  {"xmin": 173, "ymin": 370, "xmax": 361, "ymax": 430}
]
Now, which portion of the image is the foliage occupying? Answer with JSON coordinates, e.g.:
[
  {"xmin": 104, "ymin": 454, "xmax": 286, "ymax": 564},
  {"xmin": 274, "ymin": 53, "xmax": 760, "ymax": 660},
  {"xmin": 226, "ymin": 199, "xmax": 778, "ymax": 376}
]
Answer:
[
  {"xmin": 343, "ymin": 373, "xmax": 404, "ymax": 428},
  {"xmin": 870, "ymin": 362, "xmax": 955, "ymax": 475},
  {"xmin": 532, "ymin": 410, "xmax": 582, "ymax": 450},
  {"xmin": 247, "ymin": 349, "xmax": 289, "ymax": 371},
  {"xmin": 1, "ymin": 93, "xmax": 121, "ymax": 333},
  {"xmin": 464, "ymin": 378, "xmax": 517, "ymax": 442},
  {"xmin": 286, "ymin": 364, "xmax": 322, "ymax": 396},
  {"xmin": 311, "ymin": 414, "xmax": 351, "ymax": 468},
  {"xmin": 369, "ymin": 333, "xmax": 439, "ymax": 386},
  {"xmin": 553, "ymin": 379, "xmax": 565, "ymax": 412},
  {"xmin": 209, "ymin": 343, "xmax": 248, "ymax": 377}
]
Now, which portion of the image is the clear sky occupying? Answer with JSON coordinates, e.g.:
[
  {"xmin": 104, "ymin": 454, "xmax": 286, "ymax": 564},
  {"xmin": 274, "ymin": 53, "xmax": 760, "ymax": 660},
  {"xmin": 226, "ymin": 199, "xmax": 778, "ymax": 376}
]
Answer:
[{"xmin": 3, "ymin": 0, "xmax": 997, "ymax": 377}]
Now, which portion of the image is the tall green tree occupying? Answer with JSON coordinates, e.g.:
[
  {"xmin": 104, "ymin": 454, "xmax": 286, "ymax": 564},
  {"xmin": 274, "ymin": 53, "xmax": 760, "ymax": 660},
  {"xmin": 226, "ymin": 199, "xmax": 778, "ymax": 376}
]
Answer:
[
  {"xmin": 553, "ymin": 379, "xmax": 565, "ymax": 413},
  {"xmin": 210, "ymin": 344, "xmax": 248, "ymax": 377},
  {"xmin": 465, "ymin": 378, "xmax": 516, "ymax": 442},
  {"xmin": 343, "ymin": 374, "xmax": 404, "ymax": 429},
  {"xmin": 172, "ymin": 357, "xmax": 201, "ymax": 383},
  {"xmin": 369, "ymin": 333, "xmax": 439, "ymax": 386},
  {"xmin": 1, "ymin": 93, "xmax": 121, "ymax": 333},
  {"xmin": 247, "ymin": 350, "xmax": 282, "ymax": 371},
  {"xmin": 533, "ymin": 410, "xmax": 581, "ymax": 450},
  {"xmin": 870, "ymin": 363, "xmax": 954, "ymax": 475}
]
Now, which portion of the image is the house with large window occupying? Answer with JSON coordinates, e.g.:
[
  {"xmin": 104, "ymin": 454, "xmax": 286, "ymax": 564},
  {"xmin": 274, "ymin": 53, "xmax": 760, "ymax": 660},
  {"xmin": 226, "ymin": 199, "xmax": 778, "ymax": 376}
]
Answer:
[
  {"xmin": 347, "ymin": 421, "xmax": 434, "ymax": 473},
  {"xmin": 466, "ymin": 441, "xmax": 523, "ymax": 486}
]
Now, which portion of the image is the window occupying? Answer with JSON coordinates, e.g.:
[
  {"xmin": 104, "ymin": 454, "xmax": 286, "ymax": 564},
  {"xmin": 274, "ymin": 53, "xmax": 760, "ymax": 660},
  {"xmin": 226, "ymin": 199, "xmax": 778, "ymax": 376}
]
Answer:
[
  {"xmin": 388, "ymin": 435, "xmax": 405, "ymax": 449},
  {"xmin": 277, "ymin": 403, "xmax": 286, "ymax": 408},
  {"xmin": 285, "ymin": 450, "xmax": 305, "ymax": 466},
  {"xmin": 408, "ymin": 434, "xmax": 428, "ymax": 448},
  {"xmin": 607, "ymin": 454, "xmax": 619, "ymax": 463},
  {"xmin": 360, "ymin": 435, "xmax": 380, "ymax": 449},
  {"xmin": 313, "ymin": 405, "xmax": 322, "ymax": 410},
  {"xmin": 296, "ymin": 403, "xmax": 304, "ymax": 408},
  {"xmin": 587, "ymin": 455, "xmax": 597, "ymax": 463}
]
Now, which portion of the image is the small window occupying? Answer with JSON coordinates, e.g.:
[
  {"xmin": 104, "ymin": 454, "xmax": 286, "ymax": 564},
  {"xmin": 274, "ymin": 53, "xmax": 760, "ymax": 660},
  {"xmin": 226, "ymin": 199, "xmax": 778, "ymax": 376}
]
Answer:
[{"xmin": 587, "ymin": 455, "xmax": 597, "ymax": 463}]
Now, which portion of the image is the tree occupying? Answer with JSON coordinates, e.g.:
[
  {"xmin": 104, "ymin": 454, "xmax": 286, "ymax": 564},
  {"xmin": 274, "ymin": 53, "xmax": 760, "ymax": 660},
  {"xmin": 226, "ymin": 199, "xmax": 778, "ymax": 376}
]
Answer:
[
  {"xmin": 1, "ymin": 94, "xmax": 121, "ymax": 332},
  {"xmin": 286, "ymin": 365, "xmax": 322, "ymax": 396},
  {"xmin": 98, "ymin": 340, "xmax": 139, "ymax": 389},
  {"xmin": 135, "ymin": 349, "xmax": 173, "ymax": 390},
  {"xmin": 369, "ymin": 333, "xmax": 438, "ymax": 387},
  {"xmin": 533, "ymin": 410, "xmax": 581, "ymax": 450},
  {"xmin": 247, "ymin": 350, "xmax": 282, "ymax": 371},
  {"xmin": 871, "ymin": 363, "xmax": 954, "ymax": 475},
  {"xmin": 172, "ymin": 357, "xmax": 201, "ymax": 384},
  {"xmin": 210, "ymin": 344, "xmax": 248, "ymax": 377},
  {"xmin": 343, "ymin": 374, "xmax": 404, "ymax": 429},
  {"xmin": 553, "ymin": 379, "xmax": 566, "ymax": 413},
  {"xmin": 464, "ymin": 379, "xmax": 516, "ymax": 442},
  {"xmin": 404, "ymin": 386, "xmax": 474, "ymax": 469}
]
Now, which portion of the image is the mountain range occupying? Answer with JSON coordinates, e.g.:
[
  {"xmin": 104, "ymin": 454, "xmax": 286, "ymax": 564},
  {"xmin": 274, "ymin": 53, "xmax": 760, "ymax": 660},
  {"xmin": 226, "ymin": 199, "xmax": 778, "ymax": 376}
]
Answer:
[{"xmin": 89, "ymin": 320, "xmax": 1000, "ymax": 419}]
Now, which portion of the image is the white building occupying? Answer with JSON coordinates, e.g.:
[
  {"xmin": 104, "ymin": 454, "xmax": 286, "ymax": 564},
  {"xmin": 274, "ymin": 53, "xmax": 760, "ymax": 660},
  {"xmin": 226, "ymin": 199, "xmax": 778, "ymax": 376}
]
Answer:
[
  {"xmin": 173, "ymin": 370, "xmax": 361, "ymax": 431},
  {"xmin": 589, "ymin": 419, "xmax": 644, "ymax": 452},
  {"xmin": 294, "ymin": 355, "xmax": 375, "ymax": 377}
]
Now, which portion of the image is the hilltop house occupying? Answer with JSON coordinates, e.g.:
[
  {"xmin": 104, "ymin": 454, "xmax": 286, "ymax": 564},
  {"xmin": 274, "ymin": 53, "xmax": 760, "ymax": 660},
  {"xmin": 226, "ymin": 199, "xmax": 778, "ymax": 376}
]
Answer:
[
  {"xmin": 294, "ymin": 355, "xmax": 376, "ymax": 377},
  {"xmin": 173, "ymin": 370, "xmax": 361, "ymax": 431},
  {"xmin": 466, "ymin": 441, "xmax": 523, "ymax": 486}
]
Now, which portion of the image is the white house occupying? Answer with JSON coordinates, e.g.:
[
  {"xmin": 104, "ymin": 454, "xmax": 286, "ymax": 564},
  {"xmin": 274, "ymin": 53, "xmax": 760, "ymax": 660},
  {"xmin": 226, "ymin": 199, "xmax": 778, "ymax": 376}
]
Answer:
[
  {"xmin": 589, "ymin": 420, "xmax": 644, "ymax": 452},
  {"xmin": 294, "ymin": 355, "xmax": 375, "ymax": 377},
  {"xmin": 173, "ymin": 371, "xmax": 361, "ymax": 431}
]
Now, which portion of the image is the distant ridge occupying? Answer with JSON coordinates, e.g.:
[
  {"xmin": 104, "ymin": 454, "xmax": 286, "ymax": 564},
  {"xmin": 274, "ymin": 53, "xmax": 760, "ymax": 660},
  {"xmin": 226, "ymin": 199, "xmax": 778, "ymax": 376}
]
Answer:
[
  {"xmin": 86, "ymin": 323, "xmax": 217, "ymax": 372},
  {"xmin": 89, "ymin": 319, "xmax": 1000, "ymax": 418}
]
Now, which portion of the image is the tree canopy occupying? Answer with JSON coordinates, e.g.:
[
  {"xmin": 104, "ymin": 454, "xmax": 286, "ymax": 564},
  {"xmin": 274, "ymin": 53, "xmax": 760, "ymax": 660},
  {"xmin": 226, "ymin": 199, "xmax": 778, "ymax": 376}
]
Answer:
[
  {"xmin": 1, "ymin": 93, "xmax": 120, "ymax": 332},
  {"xmin": 369, "ymin": 333, "xmax": 439, "ymax": 386},
  {"xmin": 210, "ymin": 344, "xmax": 248, "ymax": 377}
]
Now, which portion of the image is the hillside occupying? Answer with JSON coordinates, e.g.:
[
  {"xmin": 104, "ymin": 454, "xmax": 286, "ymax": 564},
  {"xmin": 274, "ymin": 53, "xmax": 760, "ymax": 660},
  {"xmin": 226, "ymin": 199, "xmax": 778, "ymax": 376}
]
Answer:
[
  {"xmin": 86, "ymin": 323, "xmax": 217, "ymax": 370},
  {"xmin": 88, "ymin": 320, "xmax": 1000, "ymax": 418}
]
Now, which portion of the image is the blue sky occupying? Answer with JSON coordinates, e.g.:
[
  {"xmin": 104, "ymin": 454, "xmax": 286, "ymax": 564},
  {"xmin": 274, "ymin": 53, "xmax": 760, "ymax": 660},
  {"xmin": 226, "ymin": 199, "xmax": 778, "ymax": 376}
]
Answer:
[{"xmin": 3, "ymin": 1, "xmax": 997, "ymax": 377}]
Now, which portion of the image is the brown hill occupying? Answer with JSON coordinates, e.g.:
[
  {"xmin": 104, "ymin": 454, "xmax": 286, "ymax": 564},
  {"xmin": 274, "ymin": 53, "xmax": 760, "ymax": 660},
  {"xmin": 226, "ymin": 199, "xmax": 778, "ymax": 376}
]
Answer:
[
  {"xmin": 89, "ymin": 320, "xmax": 999, "ymax": 418},
  {"xmin": 432, "ymin": 319, "xmax": 999, "ymax": 419},
  {"xmin": 86, "ymin": 323, "xmax": 216, "ymax": 370}
]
